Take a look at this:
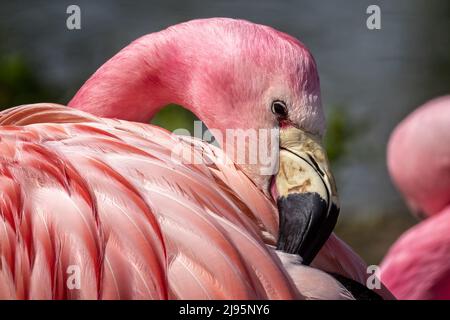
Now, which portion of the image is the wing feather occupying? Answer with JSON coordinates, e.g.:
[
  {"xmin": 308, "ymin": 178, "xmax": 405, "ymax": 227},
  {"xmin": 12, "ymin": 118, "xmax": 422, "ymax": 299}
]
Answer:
[{"xmin": 0, "ymin": 104, "xmax": 299, "ymax": 299}]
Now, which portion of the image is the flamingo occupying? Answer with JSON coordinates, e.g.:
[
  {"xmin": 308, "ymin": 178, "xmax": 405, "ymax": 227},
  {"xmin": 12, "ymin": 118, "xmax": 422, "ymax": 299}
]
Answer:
[
  {"xmin": 380, "ymin": 95, "xmax": 450, "ymax": 299},
  {"xmin": 0, "ymin": 18, "xmax": 390, "ymax": 299}
]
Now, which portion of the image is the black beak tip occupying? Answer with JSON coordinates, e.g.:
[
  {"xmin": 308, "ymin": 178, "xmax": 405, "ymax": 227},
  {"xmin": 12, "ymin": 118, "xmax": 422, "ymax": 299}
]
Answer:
[{"xmin": 276, "ymin": 192, "xmax": 339, "ymax": 265}]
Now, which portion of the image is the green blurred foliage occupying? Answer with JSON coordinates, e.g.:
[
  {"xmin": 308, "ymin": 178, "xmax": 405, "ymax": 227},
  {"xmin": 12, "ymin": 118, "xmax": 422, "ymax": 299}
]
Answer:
[
  {"xmin": 324, "ymin": 106, "xmax": 355, "ymax": 165},
  {"xmin": 151, "ymin": 104, "xmax": 197, "ymax": 133},
  {"xmin": 0, "ymin": 54, "xmax": 58, "ymax": 110}
]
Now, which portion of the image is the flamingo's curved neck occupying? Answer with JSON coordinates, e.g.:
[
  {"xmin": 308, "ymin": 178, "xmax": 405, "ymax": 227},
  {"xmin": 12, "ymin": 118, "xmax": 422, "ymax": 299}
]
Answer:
[{"xmin": 69, "ymin": 33, "xmax": 193, "ymax": 123}]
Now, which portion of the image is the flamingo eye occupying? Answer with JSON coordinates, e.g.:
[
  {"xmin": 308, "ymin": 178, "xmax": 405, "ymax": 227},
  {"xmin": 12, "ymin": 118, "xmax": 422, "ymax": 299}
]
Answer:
[{"xmin": 271, "ymin": 100, "xmax": 288, "ymax": 119}]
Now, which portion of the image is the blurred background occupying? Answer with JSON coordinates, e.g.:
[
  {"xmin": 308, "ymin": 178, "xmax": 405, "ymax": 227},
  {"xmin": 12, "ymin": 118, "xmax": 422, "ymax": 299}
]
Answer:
[{"xmin": 0, "ymin": 0, "xmax": 449, "ymax": 264}]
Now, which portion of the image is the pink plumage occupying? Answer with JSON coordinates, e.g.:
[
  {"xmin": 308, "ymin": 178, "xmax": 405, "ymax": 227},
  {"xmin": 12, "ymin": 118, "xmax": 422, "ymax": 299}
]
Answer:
[
  {"xmin": 381, "ymin": 96, "xmax": 450, "ymax": 299},
  {"xmin": 0, "ymin": 18, "xmax": 388, "ymax": 300},
  {"xmin": 0, "ymin": 104, "xmax": 296, "ymax": 299}
]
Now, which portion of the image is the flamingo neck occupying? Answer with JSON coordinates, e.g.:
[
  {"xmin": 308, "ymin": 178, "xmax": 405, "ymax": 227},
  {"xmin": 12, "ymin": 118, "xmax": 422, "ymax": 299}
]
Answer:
[{"xmin": 68, "ymin": 33, "xmax": 195, "ymax": 123}]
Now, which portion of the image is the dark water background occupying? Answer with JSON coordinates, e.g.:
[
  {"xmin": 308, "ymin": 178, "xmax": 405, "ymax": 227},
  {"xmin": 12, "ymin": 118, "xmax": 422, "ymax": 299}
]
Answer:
[{"xmin": 1, "ymin": 0, "xmax": 449, "ymax": 262}]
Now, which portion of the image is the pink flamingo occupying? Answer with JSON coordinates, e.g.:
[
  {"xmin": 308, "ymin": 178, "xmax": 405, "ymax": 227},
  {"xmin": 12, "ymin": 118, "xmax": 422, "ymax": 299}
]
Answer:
[
  {"xmin": 0, "ymin": 18, "xmax": 390, "ymax": 299},
  {"xmin": 380, "ymin": 95, "xmax": 450, "ymax": 299}
]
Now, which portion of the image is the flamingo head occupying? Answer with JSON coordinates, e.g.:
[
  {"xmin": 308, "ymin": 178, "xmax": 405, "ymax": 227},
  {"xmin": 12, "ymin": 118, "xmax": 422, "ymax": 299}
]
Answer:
[
  {"xmin": 388, "ymin": 95, "xmax": 450, "ymax": 218},
  {"xmin": 70, "ymin": 18, "xmax": 340, "ymax": 265}
]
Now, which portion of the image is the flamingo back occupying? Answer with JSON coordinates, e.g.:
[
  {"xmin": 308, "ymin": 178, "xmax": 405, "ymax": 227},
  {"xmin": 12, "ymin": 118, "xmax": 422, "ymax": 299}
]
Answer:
[{"xmin": 0, "ymin": 104, "xmax": 299, "ymax": 299}]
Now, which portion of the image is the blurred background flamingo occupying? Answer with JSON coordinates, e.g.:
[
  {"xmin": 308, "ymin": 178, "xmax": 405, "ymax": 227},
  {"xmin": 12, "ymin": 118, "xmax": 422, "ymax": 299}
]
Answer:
[{"xmin": 380, "ymin": 96, "xmax": 450, "ymax": 299}]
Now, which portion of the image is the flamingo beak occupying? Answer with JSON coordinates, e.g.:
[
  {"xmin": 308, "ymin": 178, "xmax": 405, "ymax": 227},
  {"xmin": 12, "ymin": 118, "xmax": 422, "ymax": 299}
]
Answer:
[{"xmin": 274, "ymin": 127, "xmax": 339, "ymax": 265}]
